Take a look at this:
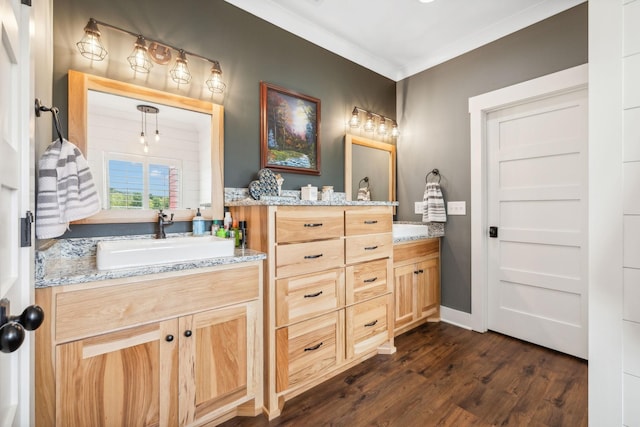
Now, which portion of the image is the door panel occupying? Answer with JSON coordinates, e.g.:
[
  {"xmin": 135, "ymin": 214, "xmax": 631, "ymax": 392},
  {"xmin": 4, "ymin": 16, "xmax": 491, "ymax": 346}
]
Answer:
[
  {"xmin": 0, "ymin": 1, "xmax": 30, "ymax": 426},
  {"xmin": 56, "ymin": 321, "xmax": 178, "ymax": 427},
  {"xmin": 487, "ymin": 88, "xmax": 588, "ymax": 359}
]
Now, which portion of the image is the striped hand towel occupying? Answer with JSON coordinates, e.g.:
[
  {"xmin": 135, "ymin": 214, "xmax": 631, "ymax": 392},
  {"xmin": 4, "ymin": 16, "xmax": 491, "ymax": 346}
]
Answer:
[
  {"xmin": 36, "ymin": 139, "xmax": 101, "ymax": 239},
  {"xmin": 422, "ymin": 182, "xmax": 447, "ymax": 223}
]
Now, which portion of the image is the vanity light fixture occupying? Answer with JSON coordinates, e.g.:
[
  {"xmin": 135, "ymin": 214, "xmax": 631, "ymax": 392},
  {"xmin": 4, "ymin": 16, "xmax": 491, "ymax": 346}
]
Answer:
[
  {"xmin": 169, "ymin": 50, "xmax": 191, "ymax": 86},
  {"xmin": 206, "ymin": 61, "xmax": 226, "ymax": 94},
  {"xmin": 127, "ymin": 35, "xmax": 153, "ymax": 73},
  {"xmin": 76, "ymin": 18, "xmax": 226, "ymax": 93},
  {"xmin": 76, "ymin": 18, "xmax": 108, "ymax": 61},
  {"xmin": 137, "ymin": 104, "xmax": 160, "ymax": 153},
  {"xmin": 349, "ymin": 107, "xmax": 361, "ymax": 128},
  {"xmin": 349, "ymin": 106, "xmax": 399, "ymax": 138}
]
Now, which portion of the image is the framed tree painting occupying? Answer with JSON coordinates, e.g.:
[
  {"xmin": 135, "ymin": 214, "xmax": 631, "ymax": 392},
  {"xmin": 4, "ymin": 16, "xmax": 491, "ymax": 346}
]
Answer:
[{"xmin": 260, "ymin": 82, "xmax": 321, "ymax": 175}]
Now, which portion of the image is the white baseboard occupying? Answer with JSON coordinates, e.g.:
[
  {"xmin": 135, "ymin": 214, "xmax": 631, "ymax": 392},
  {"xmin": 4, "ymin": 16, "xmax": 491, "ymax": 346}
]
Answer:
[{"xmin": 440, "ymin": 306, "xmax": 473, "ymax": 330}]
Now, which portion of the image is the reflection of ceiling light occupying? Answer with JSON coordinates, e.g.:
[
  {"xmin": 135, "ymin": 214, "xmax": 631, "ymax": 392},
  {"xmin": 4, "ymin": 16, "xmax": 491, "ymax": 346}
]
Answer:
[
  {"xmin": 419, "ymin": 0, "xmax": 435, "ymax": 3},
  {"xmin": 76, "ymin": 18, "xmax": 226, "ymax": 93},
  {"xmin": 137, "ymin": 104, "xmax": 160, "ymax": 153}
]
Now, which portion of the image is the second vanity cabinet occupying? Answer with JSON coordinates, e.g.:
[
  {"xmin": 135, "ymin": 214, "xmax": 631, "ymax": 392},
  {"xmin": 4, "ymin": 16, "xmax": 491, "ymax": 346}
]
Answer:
[
  {"xmin": 36, "ymin": 262, "xmax": 263, "ymax": 427},
  {"xmin": 229, "ymin": 204, "xmax": 395, "ymax": 419},
  {"xmin": 393, "ymin": 237, "xmax": 440, "ymax": 336}
]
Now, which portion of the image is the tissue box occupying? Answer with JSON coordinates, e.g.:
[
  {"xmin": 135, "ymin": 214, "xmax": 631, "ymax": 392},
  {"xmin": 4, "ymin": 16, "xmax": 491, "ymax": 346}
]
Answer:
[{"xmin": 301, "ymin": 185, "xmax": 318, "ymax": 201}]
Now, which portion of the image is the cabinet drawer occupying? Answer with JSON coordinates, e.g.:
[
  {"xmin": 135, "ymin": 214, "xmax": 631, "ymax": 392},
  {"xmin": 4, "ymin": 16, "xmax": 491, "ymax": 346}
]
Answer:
[
  {"xmin": 54, "ymin": 265, "xmax": 260, "ymax": 343},
  {"xmin": 276, "ymin": 239, "xmax": 344, "ymax": 278},
  {"xmin": 393, "ymin": 238, "xmax": 440, "ymax": 264},
  {"xmin": 345, "ymin": 259, "xmax": 390, "ymax": 305},
  {"xmin": 276, "ymin": 268, "xmax": 345, "ymax": 327},
  {"xmin": 345, "ymin": 233, "xmax": 393, "ymax": 265},
  {"xmin": 276, "ymin": 207, "xmax": 344, "ymax": 243},
  {"xmin": 346, "ymin": 294, "xmax": 391, "ymax": 359},
  {"xmin": 344, "ymin": 208, "xmax": 392, "ymax": 236},
  {"xmin": 276, "ymin": 311, "xmax": 343, "ymax": 392}
]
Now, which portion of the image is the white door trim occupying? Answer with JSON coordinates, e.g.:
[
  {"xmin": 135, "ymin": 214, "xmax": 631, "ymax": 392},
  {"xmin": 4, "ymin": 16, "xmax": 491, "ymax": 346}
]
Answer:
[{"xmin": 468, "ymin": 63, "xmax": 588, "ymax": 333}]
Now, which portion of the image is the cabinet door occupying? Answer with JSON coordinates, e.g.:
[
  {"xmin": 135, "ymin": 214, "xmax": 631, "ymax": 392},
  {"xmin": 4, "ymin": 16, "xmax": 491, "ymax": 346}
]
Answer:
[
  {"xmin": 180, "ymin": 305, "xmax": 249, "ymax": 425},
  {"xmin": 394, "ymin": 264, "xmax": 416, "ymax": 330},
  {"xmin": 417, "ymin": 258, "xmax": 440, "ymax": 318},
  {"xmin": 57, "ymin": 320, "xmax": 179, "ymax": 427}
]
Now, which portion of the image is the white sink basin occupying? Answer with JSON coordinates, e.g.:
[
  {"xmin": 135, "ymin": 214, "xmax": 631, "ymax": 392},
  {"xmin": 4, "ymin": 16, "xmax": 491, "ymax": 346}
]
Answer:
[
  {"xmin": 392, "ymin": 223, "xmax": 429, "ymax": 239},
  {"xmin": 96, "ymin": 236, "xmax": 235, "ymax": 270}
]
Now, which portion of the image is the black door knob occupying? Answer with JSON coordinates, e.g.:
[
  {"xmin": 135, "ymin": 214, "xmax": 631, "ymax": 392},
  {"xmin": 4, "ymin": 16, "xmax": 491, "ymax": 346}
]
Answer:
[
  {"xmin": 184, "ymin": 330, "xmax": 192, "ymax": 338},
  {"xmin": 166, "ymin": 334, "xmax": 174, "ymax": 342},
  {"xmin": 0, "ymin": 322, "xmax": 25, "ymax": 353},
  {"xmin": 18, "ymin": 305, "xmax": 45, "ymax": 331}
]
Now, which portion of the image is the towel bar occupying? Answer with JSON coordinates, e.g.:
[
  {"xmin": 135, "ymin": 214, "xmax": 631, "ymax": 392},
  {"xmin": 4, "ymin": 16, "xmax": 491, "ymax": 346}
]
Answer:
[{"xmin": 425, "ymin": 169, "xmax": 441, "ymax": 183}]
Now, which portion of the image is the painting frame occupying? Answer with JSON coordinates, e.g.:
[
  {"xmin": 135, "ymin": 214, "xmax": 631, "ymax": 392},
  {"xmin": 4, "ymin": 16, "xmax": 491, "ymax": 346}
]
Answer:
[{"xmin": 260, "ymin": 82, "xmax": 321, "ymax": 175}]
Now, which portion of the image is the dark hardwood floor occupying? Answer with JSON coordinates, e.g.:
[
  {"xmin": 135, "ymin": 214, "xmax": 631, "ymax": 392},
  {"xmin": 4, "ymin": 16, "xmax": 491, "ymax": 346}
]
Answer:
[{"xmin": 221, "ymin": 322, "xmax": 587, "ymax": 427}]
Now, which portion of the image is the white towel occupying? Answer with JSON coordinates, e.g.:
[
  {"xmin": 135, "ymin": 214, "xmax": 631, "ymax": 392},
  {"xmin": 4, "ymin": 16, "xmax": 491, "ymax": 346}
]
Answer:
[
  {"xmin": 36, "ymin": 139, "xmax": 101, "ymax": 238},
  {"xmin": 422, "ymin": 182, "xmax": 447, "ymax": 223}
]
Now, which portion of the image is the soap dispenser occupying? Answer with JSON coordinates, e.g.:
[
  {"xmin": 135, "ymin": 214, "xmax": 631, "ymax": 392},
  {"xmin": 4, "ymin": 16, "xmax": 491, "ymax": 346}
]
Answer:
[{"xmin": 192, "ymin": 208, "xmax": 205, "ymax": 236}]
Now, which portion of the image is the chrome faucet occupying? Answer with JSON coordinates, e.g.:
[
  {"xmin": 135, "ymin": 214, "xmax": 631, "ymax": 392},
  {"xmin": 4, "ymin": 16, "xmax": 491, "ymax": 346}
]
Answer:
[{"xmin": 157, "ymin": 210, "xmax": 174, "ymax": 239}]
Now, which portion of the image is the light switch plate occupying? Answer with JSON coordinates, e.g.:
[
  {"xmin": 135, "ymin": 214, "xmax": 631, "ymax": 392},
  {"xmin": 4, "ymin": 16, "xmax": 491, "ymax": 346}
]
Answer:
[
  {"xmin": 414, "ymin": 201, "xmax": 424, "ymax": 214},
  {"xmin": 447, "ymin": 201, "xmax": 466, "ymax": 215}
]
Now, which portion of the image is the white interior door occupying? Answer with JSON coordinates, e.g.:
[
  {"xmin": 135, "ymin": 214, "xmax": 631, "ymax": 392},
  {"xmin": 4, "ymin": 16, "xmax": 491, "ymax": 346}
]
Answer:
[
  {"xmin": 486, "ymin": 87, "xmax": 588, "ymax": 359},
  {"xmin": 0, "ymin": 0, "xmax": 32, "ymax": 426}
]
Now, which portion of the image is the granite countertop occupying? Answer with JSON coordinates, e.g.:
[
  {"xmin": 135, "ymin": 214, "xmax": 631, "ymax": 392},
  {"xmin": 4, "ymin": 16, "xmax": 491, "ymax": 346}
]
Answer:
[
  {"xmin": 35, "ymin": 233, "xmax": 266, "ymax": 288},
  {"xmin": 225, "ymin": 195, "xmax": 399, "ymax": 207},
  {"xmin": 392, "ymin": 222, "xmax": 445, "ymax": 243}
]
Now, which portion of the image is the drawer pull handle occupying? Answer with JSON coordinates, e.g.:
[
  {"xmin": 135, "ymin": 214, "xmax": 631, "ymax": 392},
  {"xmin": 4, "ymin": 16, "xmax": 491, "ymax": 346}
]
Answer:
[
  {"xmin": 304, "ymin": 223, "xmax": 323, "ymax": 228},
  {"xmin": 304, "ymin": 253, "xmax": 323, "ymax": 259},
  {"xmin": 184, "ymin": 330, "xmax": 192, "ymax": 338},
  {"xmin": 304, "ymin": 342, "xmax": 323, "ymax": 352},
  {"xmin": 304, "ymin": 291, "xmax": 323, "ymax": 298},
  {"xmin": 364, "ymin": 320, "xmax": 378, "ymax": 327},
  {"xmin": 364, "ymin": 220, "xmax": 378, "ymax": 224},
  {"xmin": 363, "ymin": 277, "xmax": 378, "ymax": 283},
  {"xmin": 165, "ymin": 335, "xmax": 174, "ymax": 342},
  {"xmin": 364, "ymin": 246, "xmax": 378, "ymax": 251}
]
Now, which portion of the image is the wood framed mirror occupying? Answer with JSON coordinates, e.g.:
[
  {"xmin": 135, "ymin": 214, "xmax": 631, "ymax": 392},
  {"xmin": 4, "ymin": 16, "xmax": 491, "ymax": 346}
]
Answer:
[
  {"xmin": 344, "ymin": 134, "xmax": 396, "ymax": 202},
  {"xmin": 67, "ymin": 70, "xmax": 224, "ymax": 223}
]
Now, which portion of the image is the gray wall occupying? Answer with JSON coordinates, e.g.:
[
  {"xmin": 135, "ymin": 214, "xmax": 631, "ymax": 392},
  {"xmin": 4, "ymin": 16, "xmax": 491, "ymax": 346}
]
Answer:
[
  {"xmin": 50, "ymin": 0, "xmax": 395, "ymax": 237},
  {"xmin": 396, "ymin": 3, "xmax": 588, "ymax": 313},
  {"xmin": 50, "ymin": 0, "xmax": 395, "ymax": 193}
]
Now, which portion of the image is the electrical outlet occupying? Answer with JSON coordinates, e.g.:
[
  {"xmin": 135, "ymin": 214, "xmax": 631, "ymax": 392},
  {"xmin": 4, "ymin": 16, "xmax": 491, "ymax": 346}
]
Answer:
[
  {"xmin": 447, "ymin": 201, "xmax": 466, "ymax": 215},
  {"xmin": 414, "ymin": 201, "xmax": 424, "ymax": 214}
]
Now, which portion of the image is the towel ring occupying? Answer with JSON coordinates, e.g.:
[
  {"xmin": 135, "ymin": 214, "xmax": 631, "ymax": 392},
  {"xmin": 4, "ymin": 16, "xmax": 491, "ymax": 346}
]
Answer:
[
  {"xmin": 359, "ymin": 176, "xmax": 369, "ymax": 188},
  {"xmin": 425, "ymin": 169, "xmax": 441, "ymax": 184}
]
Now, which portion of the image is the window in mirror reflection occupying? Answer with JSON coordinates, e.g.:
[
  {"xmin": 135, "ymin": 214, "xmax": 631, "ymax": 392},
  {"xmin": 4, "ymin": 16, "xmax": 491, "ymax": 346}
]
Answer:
[
  {"xmin": 107, "ymin": 156, "xmax": 181, "ymax": 209},
  {"xmin": 87, "ymin": 90, "xmax": 212, "ymax": 210}
]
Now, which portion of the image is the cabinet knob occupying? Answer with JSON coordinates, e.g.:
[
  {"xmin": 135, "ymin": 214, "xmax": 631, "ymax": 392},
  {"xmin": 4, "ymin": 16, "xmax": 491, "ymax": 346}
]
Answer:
[
  {"xmin": 165, "ymin": 334, "xmax": 174, "ymax": 342},
  {"xmin": 184, "ymin": 330, "xmax": 192, "ymax": 338}
]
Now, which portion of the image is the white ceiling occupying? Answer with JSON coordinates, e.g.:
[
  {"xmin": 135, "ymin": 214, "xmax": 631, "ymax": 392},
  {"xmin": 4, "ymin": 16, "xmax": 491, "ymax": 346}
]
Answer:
[{"xmin": 225, "ymin": 0, "xmax": 585, "ymax": 81}]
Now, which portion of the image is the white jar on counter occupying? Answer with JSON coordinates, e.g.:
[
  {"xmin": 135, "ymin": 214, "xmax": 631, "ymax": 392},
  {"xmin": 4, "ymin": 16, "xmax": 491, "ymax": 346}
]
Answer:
[
  {"xmin": 321, "ymin": 186, "xmax": 334, "ymax": 201},
  {"xmin": 301, "ymin": 184, "xmax": 318, "ymax": 201}
]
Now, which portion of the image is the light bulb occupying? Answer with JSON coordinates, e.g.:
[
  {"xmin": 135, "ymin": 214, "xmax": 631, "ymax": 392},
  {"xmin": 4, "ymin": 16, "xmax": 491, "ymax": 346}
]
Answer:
[
  {"xmin": 140, "ymin": 132, "xmax": 145, "ymax": 144},
  {"xmin": 349, "ymin": 107, "xmax": 360, "ymax": 128},
  {"xmin": 170, "ymin": 50, "xmax": 191, "ymax": 85},
  {"xmin": 127, "ymin": 36, "xmax": 152, "ymax": 73},
  {"xmin": 155, "ymin": 130, "xmax": 160, "ymax": 142}
]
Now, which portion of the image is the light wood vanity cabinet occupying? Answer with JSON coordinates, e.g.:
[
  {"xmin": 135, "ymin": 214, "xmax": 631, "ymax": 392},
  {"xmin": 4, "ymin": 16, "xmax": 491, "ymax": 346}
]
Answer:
[
  {"xmin": 36, "ymin": 262, "xmax": 263, "ymax": 427},
  {"xmin": 393, "ymin": 238, "xmax": 441, "ymax": 336},
  {"xmin": 229, "ymin": 204, "xmax": 395, "ymax": 419}
]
